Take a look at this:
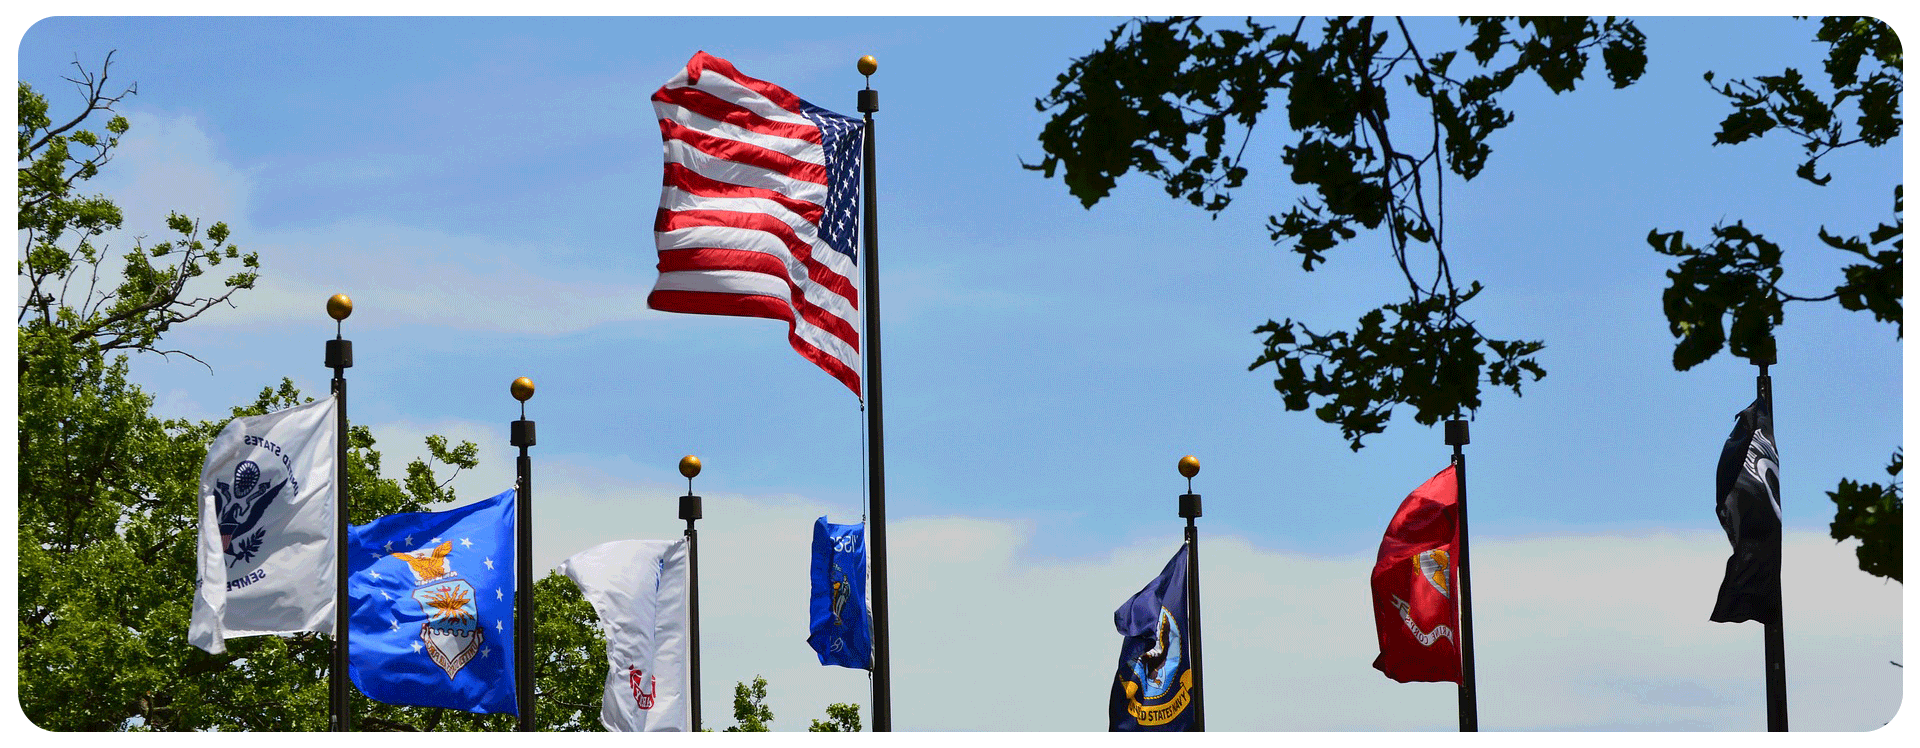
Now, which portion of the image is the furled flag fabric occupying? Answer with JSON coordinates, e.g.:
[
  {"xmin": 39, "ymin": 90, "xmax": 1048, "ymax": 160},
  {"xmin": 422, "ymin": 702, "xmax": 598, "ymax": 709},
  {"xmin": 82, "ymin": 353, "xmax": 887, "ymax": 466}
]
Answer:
[
  {"xmin": 189, "ymin": 395, "xmax": 339, "ymax": 654},
  {"xmin": 347, "ymin": 488, "xmax": 517, "ymax": 714},
  {"xmin": 1109, "ymin": 545, "xmax": 1196, "ymax": 732},
  {"xmin": 559, "ymin": 538, "xmax": 692, "ymax": 732},
  {"xmin": 1711, "ymin": 396, "xmax": 1783, "ymax": 624},
  {"xmin": 807, "ymin": 517, "xmax": 872, "ymax": 670},
  {"xmin": 1370, "ymin": 465, "xmax": 1463, "ymax": 684},
  {"xmin": 649, "ymin": 51, "xmax": 866, "ymax": 396}
]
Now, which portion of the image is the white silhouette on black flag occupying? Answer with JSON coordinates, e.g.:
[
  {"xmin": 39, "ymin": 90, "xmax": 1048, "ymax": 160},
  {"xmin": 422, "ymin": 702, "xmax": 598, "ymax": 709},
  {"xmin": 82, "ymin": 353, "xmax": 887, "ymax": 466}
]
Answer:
[{"xmin": 1710, "ymin": 396, "xmax": 1782, "ymax": 625}]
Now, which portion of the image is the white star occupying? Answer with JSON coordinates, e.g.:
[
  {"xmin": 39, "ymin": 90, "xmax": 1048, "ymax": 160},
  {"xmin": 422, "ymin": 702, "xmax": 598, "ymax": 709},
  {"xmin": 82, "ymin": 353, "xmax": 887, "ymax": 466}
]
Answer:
[
  {"xmin": 404, "ymin": 534, "xmax": 413, "ymax": 545},
  {"xmin": 383, "ymin": 540, "xmax": 394, "ymax": 552},
  {"xmin": 381, "ymin": 591, "xmax": 391, "ymax": 601},
  {"xmin": 483, "ymin": 557, "xmax": 494, "ymax": 570},
  {"xmin": 411, "ymin": 641, "xmax": 422, "ymax": 653},
  {"xmin": 480, "ymin": 647, "xmax": 489, "ymax": 659},
  {"xmin": 370, "ymin": 570, "xmax": 381, "ymax": 579},
  {"xmin": 390, "ymin": 620, "xmax": 399, "ymax": 632},
  {"xmin": 496, "ymin": 619, "xmax": 504, "ymax": 633},
  {"xmin": 430, "ymin": 537, "xmax": 441, "ymax": 544},
  {"xmin": 367, "ymin": 552, "xmax": 381, "ymax": 560},
  {"xmin": 496, "ymin": 588, "xmax": 504, "ymax": 601}
]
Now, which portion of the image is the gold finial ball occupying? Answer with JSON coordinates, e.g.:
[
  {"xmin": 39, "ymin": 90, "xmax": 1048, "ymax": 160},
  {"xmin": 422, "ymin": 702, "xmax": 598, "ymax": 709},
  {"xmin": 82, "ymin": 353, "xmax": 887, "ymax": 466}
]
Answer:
[
  {"xmin": 679, "ymin": 455, "xmax": 702, "ymax": 479},
  {"xmin": 857, "ymin": 55, "xmax": 877, "ymax": 77},
  {"xmin": 326, "ymin": 293, "xmax": 353, "ymax": 321},
  {"xmin": 510, "ymin": 377, "xmax": 535, "ymax": 402},
  {"xmin": 1177, "ymin": 455, "xmax": 1200, "ymax": 479}
]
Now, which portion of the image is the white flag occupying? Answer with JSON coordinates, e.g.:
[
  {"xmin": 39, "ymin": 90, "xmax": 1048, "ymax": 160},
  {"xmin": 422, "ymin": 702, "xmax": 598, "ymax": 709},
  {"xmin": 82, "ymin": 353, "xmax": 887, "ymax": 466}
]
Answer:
[
  {"xmin": 559, "ymin": 538, "xmax": 691, "ymax": 732},
  {"xmin": 188, "ymin": 395, "xmax": 338, "ymax": 654}
]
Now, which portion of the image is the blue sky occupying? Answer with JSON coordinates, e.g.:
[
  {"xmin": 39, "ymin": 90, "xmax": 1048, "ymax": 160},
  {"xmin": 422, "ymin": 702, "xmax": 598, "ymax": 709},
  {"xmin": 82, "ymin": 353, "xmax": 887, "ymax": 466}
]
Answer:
[{"xmin": 11, "ymin": 12, "xmax": 1908, "ymax": 733}]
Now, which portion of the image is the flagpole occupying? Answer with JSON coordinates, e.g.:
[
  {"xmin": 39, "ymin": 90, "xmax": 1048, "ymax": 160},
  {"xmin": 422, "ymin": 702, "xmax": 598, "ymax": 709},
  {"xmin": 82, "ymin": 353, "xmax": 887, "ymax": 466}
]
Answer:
[
  {"xmin": 1446, "ymin": 420, "xmax": 1478, "ymax": 732},
  {"xmin": 1757, "ymin": 359, "xmax": 1788, "ymax": 731},
  {"xmin": 855, "ymin": 54, "xmax": 893, "ymax": 733},
  {"xmin": 1176, "ymin": 455, "xmax": 1205, "ymax": 732},
  {"xmin": 510, "ymin": 377, "xmax": 537, "ymax": 731},
  {"xmin": 325, "ymin": 294, "xmax": 354, "ymax": 732},
  {"xmin": 678, "ymin": 455, "xmax": 704, "ymax": 732}
]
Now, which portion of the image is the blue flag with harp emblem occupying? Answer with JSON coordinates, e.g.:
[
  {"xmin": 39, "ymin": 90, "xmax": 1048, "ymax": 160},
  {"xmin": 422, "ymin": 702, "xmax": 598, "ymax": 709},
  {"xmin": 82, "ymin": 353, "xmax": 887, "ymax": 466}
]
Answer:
[
  {"xmin": 348, "ymin": 488, "xmax": 518, "ymax": 714},
  {"xmin": 806, "ymin": 517, "xmax": 871, "ymax": 670}
]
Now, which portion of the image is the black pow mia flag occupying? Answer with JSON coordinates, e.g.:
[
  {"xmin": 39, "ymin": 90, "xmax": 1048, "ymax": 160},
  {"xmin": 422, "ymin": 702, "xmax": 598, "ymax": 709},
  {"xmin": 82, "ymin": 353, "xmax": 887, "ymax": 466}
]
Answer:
[{"xmin": 1711, "ymin": 396, "xmax": 1782, "ymax": 625}]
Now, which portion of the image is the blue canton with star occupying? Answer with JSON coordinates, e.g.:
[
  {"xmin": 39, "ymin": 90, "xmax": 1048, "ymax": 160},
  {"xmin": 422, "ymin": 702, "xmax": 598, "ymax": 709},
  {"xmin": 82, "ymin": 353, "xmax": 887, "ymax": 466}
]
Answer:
[{"xmin": 797, "ymin": 100, "xmax": 863, "ymax": 266}]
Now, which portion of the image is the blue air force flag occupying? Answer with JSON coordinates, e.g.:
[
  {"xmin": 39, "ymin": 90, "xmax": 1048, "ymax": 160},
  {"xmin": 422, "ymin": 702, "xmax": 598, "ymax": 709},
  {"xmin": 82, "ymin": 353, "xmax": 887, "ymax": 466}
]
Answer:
[
  {"xmin": 806, "ymin": 518, "xmax": 871, "ymax": 670},
  {"xmin": 189, "ymin": 395, "xmax": 339, "ymax": 655},
  {"xmin": 347, "ymin": 488, "xmax": 517, "ymax": 714},
  {"xmin": 559, "ymin": 539, "xmax": 692, "ymax": 732},
  {"xmin": 1109, "ymin": 545, "xmax": 1195, "ymax": 732}
]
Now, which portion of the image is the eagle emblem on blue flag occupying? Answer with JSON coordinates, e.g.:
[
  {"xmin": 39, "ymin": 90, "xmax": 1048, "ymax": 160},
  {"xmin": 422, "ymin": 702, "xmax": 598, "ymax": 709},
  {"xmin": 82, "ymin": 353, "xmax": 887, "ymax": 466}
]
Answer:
[
  {"xmin": 1110, "ymin": 546, "xmax": 1195, "ymax": 731},
  {"xmin": 347, "ymin": 489, "xmax": 517, "ymax": 714},
  {"xmin": 395, "ymin": 542, "xmax": 485, "ymax": 679}
]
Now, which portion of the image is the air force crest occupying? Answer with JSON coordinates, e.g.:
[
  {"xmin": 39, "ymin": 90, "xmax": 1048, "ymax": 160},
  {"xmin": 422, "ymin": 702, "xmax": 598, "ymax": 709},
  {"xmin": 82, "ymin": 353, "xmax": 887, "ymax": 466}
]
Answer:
[
  {"xmin": 213, "ymin": 459, "xmax": 291, "ymax": 566},
  {"xmin": 395, "ymin": 541, "xmax": 487, "ymax": 679}
]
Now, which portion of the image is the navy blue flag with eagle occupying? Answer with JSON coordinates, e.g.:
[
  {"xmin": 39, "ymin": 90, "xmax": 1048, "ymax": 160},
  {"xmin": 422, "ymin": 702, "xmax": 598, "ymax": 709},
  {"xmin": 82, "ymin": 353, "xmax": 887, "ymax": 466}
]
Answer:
[
  {"xmin": 1711, "ymin": 396, "xmax": 1783, "ymax": 625},
  {"xmin": 1109, "ymin": 545, "xmax": 1195, "ymax": 731},
  {"xmin": 806, "ymin": 517, "xmax": 871, "ymax": 670},
  {"xmin": 348, "ymin": 488, "xmax": 518, "ymax": 714}
]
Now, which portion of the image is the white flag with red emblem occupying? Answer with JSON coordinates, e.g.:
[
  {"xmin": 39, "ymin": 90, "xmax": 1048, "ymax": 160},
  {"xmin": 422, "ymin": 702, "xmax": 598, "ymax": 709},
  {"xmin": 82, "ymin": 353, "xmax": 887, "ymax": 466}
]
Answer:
[{"xmin": 560, "ymin": 538, "xmax": 691, "ymax": 731}]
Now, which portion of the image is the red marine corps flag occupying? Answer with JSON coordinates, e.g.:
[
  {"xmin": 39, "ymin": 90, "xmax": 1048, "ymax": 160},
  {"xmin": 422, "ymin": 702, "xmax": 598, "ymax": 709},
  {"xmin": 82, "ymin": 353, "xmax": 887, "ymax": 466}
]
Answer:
[{"xmin": 1370, "ymin": 465, "xmax": 1462, "ymax": 683}]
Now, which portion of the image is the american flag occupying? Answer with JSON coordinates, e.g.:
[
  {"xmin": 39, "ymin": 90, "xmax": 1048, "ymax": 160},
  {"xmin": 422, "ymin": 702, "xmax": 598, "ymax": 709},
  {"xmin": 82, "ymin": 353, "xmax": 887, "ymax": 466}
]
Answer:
[{"xmin": 649, "ymin": 51, "xmax": 865, "ymax": 397}]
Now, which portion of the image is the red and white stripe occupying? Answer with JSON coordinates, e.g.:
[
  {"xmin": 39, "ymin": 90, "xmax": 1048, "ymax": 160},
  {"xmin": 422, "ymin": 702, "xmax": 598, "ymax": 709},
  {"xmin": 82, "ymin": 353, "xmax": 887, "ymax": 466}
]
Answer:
[{"xmin": 649, "ymin": 52, "xmax": 862, "ymax": 396}]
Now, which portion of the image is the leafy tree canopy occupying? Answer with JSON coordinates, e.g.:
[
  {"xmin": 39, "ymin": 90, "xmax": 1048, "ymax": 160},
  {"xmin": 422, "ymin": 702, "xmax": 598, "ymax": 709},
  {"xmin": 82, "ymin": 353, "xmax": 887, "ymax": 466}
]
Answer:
[
  {"xmin": 808, "ymin": 701, "xmax": 863, "ymax": 732},
  {"xmin": 1645, "ymin": 16, "xmax": 1900, "ymax": 582},
  {"xmin": 1029, "ymin": 16, "xmax": 1646, "ymax": 448},
  {"xmin": 16, "ymin": 55, "xmax": 608, "ymax": 730},
  {"xmin": 724, "ymin": 675, "xmax": 775, "ymax": 731}
]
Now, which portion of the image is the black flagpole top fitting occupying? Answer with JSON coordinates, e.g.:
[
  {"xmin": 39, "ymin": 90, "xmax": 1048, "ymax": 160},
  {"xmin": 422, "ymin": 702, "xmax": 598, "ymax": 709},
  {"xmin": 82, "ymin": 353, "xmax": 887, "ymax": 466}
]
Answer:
[
  {"xmin": 510, "ymin": 381, "xmax": 535, "ymax": 449},
  {"xmin": 1177, "ymin": 454, "xmax": 1202, "ymax": 518},
  {"xmin": 856, "ymin": 55, "xmax": 878, "ymax": 113},
  {"xmin": 678, "ymin": 455, "xmax": 703, "ymax": 521},
  {"xmin": 324, "ymin": 293, "xmax": 354, "ymax": 370},
  {"xmin": 1445, "ymin": 420, "xmax": 1470, "ymax": 447}
]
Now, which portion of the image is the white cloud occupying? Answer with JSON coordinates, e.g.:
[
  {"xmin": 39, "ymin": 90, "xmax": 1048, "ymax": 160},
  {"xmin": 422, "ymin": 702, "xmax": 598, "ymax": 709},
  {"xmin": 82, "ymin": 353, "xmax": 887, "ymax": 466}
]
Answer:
[
  {"xmin": 104, "ymin": 111, "xmax": 252, "ymax": 229},
  {"xmin": 78, "ymin": 107, "xmax": 684, "ymax": 337},
  {"xmin": 212, "ymin": 219, "xmax": 675, "ymax": 335}
]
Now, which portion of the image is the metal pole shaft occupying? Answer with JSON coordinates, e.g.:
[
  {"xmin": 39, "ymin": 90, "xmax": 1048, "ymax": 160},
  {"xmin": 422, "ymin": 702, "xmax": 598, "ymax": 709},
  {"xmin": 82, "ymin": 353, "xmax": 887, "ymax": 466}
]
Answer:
[
  {"xmin": 1448, "ymin": 420, "xmax": 1478, "ymax": 732},
  {"xmin": 1184, "ymin": 516, "xmax": 1205, "ymax": 731},
  {"xmin": 513, "ymin": 421, "xmax": 535, "ymax": 730},
  {"xmin": 681, "ymin": 496, "xmax": 702, "ymax": 733},
  {"xmin": 857, "ymin": 85, "xmax": 891, "ymax": 732},
  {"xmin": 328, "ymin": 336, "xmax": 352, "ymax": 732},
  {"xmin": 1758, "ymin": 364, "xmax": 1788, "ymax": 731}
]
